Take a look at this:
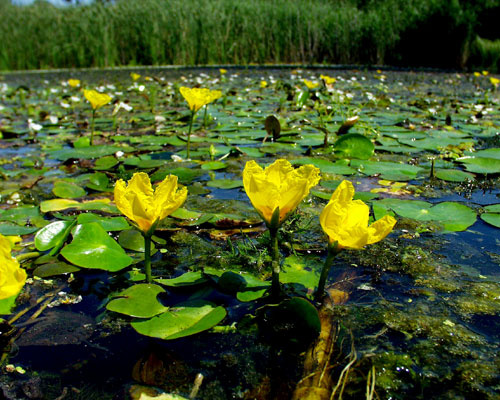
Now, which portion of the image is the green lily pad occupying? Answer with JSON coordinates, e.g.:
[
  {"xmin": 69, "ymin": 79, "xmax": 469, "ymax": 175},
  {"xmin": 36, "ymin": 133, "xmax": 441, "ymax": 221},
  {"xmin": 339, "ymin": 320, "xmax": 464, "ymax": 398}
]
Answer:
[
  {"xmin": 0, "ymin": 205, "xmax": 41, "ymax": 225},
  {"xmin": 398, "ymin": 136, "xmax": 471, "ymax": 151},
  {"xmin": 201, "ymin": 161, "xmax": 227, "ymax": 170},
  {"xmin": 86, "ymin": 172, "xmax": 111, "ymax": 191},
  {"xmin": 281, "ymin": 297, "xmax": 321, "ymax": 335},
  {"xmin": 40, "ymin": 199, "xmax": 119, "ymax": 214},
  {"xmin": 123, "ymin": 157, "xmax": 166, "ymax": 168},
  {"xmin": 206, "ymin": 179, "xmax": 243, "ymax": 189},
  {"xmin": 151, "ymin": 167, "xmax": 203, "ymax": 185},
  {"xmin": 480, "ymin": 213, "xmax": 500, "ymax": 228},
  {"xmin": 49, "ymin": 145, "xmax": 127, "ymax": 161},
  {"xmin": 334, "ymin": 133, "xmax": 375, "ymax": 160},
  {"xmin": 291, "ymin": 157, "xmax": 355, "ymax": 175},
  {"xmin": 236, "ymin": 273, "xmax": 271, "ymax": 302},
  {"xmin": 73, "ymin": 136, "xmax": 91, "ymax": 148},
  {"xmin": 470, "ymin": 148, "xmax": 500, "ymax": 160},
  {"xmin": 351, "ymin": 160, "xmax": 424, "ymax": 181},
  {"xmin": 377, "ymin": 199, "xmax": 434, "ymax": 221},
  {"xmin": 155, "ymin": 271, "xmax": 209, "ymax": 287},
  {"xmin": 118, "ymin": 229, "xmax": 156, "ymax": 253},
  {"xmin": 435, "ymin": 169, "xmax": 475, "ymax": 182},
  {"xmin": 53, "ymin": 181, "xmax": 86, "ymax": 199},
  {"xmin": 106, "ymin": 283, "xmax": 168, "ymax": 318},
  {"xmin": 61, "ymin": 223, "xmax": 132, "ymax": 271},
  {"xmin": 217, "ymin": 271, "xmax": 247, "ymax": 293},
  {"xmin": 296, "ymin": 90, "xmax": 310, "ymax": 108},
  {"xmin": 0, "ymin": 295, "xmax": 17, "ymax": 315},
  {"xmin": 281, "ymin": 255, "xmax": 322, "ymax": 292},
  {"xmin": 457, "ymin": 157, "xmax": 500, "ymax": 174},
  {"xmin": 131, "ymin": 300, "xmax": 227, "ymax": 340},
  {"xmin": 76, "ymin": 214, "xmax": 129, "ymax": 231},
  {"xmin": 0, "ymin": 223, "xmax": 38, "ymax": 235},
  {"xmin": 35, "ymin": 220, "xmax": 75, "ymax": 251},
  {"xmin": 40, "ymin": 199, "xmax": 79, "ymax": 213},
  {"xmin": 94, "ymin": 156, "xmax": 119, "ymax": 170},
  {"xmin": 427, "ymin": 202, "xmax": 477, "ymax": 231},
  {"xmin": 377, "ymin": 199, "xmax": 476, "ymax": 231},
  {"xmin": 484, "ymin": 204, "xmax": 500, "ymax": 213},
  {"xmin": 33, "ymin": 262, "xmax": 80, "ymax": 278},
  {"xmin": 170, "ymin": 208, "xmax": 202, "ymax": 220}
]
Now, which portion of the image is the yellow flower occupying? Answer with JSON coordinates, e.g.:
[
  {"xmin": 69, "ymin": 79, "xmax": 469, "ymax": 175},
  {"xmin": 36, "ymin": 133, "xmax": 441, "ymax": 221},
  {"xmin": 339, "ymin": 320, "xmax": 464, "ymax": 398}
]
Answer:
[
  {"xmin": 320, "ymin": 180, "xmax": 396, "ymax": 250},
  {"xmin": 114, "ymin": 172, "xmax": 187, "ymax": 233},
  {"xmin": 179, "ymin": 87, "xmax": 222, "ymax": 113},
  {"xmin": 260, "ymin": 80, "xmax": 268, "ymax": 88},
  {"xmin": 303, "ymin": 79, "xmax": 319, "ymax": 89},
  {"xmin": 84, "ymin": 89, "xmax": 112, "ymax": 110},
  {"xmin": 243, "ymin": 159, "xmax": 321, "ymax": 227},
  {"xmin": 68, "ymin": 79, "xmax": 80, "ymax": 88},
  {"xmin": 473, "ymin": 72, "xmax": 481, "ymax": 77},
  {"xmin": 482, "ymin": 70, "xmax": 489, "ymax": 76},
  {"xmin": 490, "ymin": 77, "xmax": 499, "ymax": 88},
  {"xmin": 130, "ymin": 72, "xmax": 141, "ymax": 81},
  {"xmin": 219, "ymin": 68, "xmax": 227, "ymax": 75},
  {"xmin": 0, "ymin": 234, "xmax": 26, "ymax": 300},
  {"xmin": 320, "ymin": 75, "xmax": 336, "ymax": 85}
]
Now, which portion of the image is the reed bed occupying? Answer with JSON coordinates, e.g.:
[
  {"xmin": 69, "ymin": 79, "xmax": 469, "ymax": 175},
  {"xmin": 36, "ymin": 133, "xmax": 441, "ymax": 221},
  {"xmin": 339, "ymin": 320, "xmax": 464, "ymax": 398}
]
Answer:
[{"xmin": 0, "ymin": 0, "xmax": 497, "ymax": 71}]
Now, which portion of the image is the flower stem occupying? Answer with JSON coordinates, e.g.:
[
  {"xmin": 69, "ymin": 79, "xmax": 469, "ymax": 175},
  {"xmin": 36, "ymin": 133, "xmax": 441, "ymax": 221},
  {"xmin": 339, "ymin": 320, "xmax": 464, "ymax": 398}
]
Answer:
[
  {"xmin": 314, "ymin": 242, "xmax": 341, "ymax": 302},
  {"xmin": 90, "ymin": 109, "xmax": 96, "ymax": 146},
  {"xmin": 143, "ymin": 233, "xmax": 152, "ymax": 283},
  {"xmin": 203, "ymin": 105, "xmax": 208, "ymax": 128},
  {"xmin": 270, "ymin": 226, "xmax": 280, "ymax": 297},
  {"xmin": 186, "ymin": 110, "xmax": 195, "ymax": 159}
]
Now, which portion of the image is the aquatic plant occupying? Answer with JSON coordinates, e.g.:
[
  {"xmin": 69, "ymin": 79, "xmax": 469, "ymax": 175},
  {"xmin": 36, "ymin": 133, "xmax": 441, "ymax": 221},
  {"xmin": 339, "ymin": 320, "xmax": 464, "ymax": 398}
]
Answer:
[
  {"xmin": 243, "ymin": 159, "xmax": 320, "ymax": 296},
  {"xmin": 320, "ymin": 74, "xmax": 336, "ymax": 86},
  {"xmin": 179, "ymin": 86, "xmax": 222, "ymax": 158},
  {"xmin": 0, "ymin": 234, "xmax": 26, "ymax": 301},
  {"xmin": 0, "ymin": 68, "xmax": 499, "ymax": 398},
  {"xmin": 67, "ymin": 78, "xmax": 80, "ymax": 88},
  {"xmin": 83, "ymin": 89, "xmax": 112, "ymax": 146},
  {"xmin": 114, "ymin": 172, "xmax": 187, "ymax": 283},
  {"xmin": 315, "ymin": 180, "xmax": 397, "ymax": 301},
  {"xmin": 304, "ymin": 79, "xmax": 319, "ymax": 90}
]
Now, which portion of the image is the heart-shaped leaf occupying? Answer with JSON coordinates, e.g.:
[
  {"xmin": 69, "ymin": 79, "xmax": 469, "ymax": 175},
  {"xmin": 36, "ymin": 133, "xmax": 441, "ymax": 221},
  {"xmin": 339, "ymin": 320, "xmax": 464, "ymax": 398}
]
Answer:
[
  {"xmin": 334, "ymin": 133, "xmax": 374, "ymax": 160},
  {"xmin": 131, "ymin": 300, "xmax": 226, "ymax": 340},
  {"xmin": 106, "ymin": 284, "xmax": 167, "ymax": 318},
  {"xmin": 61, "ymin": 223, "xmax": 132, "ymax": 271},
  {"xmin": 77, "ymin": 214, "xmax": 129, "ymax": 231},
  {"xmin": 53, "ymin": 180, "xmax": 86, "ymax": 199},
  {"xmin": 35, "ymin": 220, "xmax": 75, "ymax": 251}
]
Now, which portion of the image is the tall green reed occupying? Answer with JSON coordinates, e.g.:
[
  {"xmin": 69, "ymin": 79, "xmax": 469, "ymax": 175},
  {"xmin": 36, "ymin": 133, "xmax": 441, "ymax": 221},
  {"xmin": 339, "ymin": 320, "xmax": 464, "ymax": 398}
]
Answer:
[{"xmin": 0, "ymin": 0, "xmax": 496, "ymax": 71}]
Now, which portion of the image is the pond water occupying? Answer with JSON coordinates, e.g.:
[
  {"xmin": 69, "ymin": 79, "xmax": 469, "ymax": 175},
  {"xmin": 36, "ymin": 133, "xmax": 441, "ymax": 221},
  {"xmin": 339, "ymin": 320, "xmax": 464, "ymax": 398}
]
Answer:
[{"xmin": 0, "ymin": 66, "xmax": 499, "ymax": 399}]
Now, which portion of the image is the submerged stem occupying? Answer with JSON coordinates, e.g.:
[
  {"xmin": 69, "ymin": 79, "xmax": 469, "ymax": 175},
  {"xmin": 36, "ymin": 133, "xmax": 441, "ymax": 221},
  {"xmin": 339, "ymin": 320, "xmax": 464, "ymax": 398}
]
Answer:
[
  {"xmin": 203, "ymin": 104, "xmax": 208, "ymax": 128},
  {"xmin": 314, "ymin": 242, "xmax": 341, "ymax": 302}
]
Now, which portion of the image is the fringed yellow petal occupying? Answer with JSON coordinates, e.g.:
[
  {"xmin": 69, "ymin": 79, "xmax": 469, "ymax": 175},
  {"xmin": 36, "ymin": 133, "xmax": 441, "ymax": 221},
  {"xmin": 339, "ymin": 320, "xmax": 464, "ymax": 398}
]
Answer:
[
  {"xmin": 367, "ymin": 215, "xmax": 397, "ymax": 245},
  {"xmin": 243, "ymin": 159, "xmax": 321, "ymax": 226},
  {"xmin": 180, "ymin": 87, "xmax": 222, "ymax": 113},
  {"xmin": 114, "ymin": 172, "xmax": 187, "ymax": 234},
  {"xmin": 0, "ymin": 234, "xmax": 26, "ymax": 300},
  {"xmin": 84, "ymin": 89, "xmax": 111, "ymax": 110},
  {"xmin": 154, "ymin": 175, "xmax": 188, "ymax": 221},
  {"xmin": 320, "ymin": 180, "xmax": 396, "ymax": 249}
]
